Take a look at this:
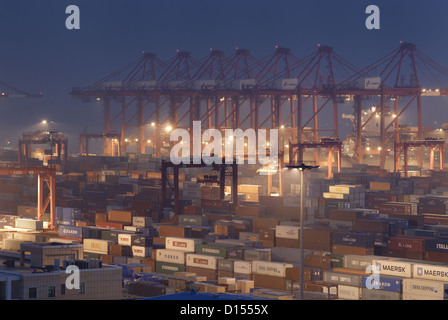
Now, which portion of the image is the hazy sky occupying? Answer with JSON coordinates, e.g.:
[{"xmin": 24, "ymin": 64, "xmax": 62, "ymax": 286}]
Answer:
[{"xmin": 0, "ymin": 0, "xmax": 447, "ymax": 152}]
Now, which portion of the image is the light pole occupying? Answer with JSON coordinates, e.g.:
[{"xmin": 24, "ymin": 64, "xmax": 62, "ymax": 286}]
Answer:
[{"xmin": 285, "ymin": 162, "xmax": 319, "ymax": 300}]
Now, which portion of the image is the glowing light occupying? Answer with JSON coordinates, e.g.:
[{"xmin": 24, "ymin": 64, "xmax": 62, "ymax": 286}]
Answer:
[
  {"xmin": 124, "ymin": 138, "xmax": 129, "ymax": 142},
  {"xmin": 147, "ymin": 140, "xmax": 151, "ymax": 143},
  {"xmin": 151, "ymin": 122, "xmax": 156, "ymax": 126},
  {"xmin": 366, "ymin": 147, "xmax": 371, "ymax": 151},
  {"xmin": 165, "ymin": 125, "xmax": 173, "ymax": 132},
  {"xmin": 281, "ymin": 125, "xmax": 285, "ymax": 129}
]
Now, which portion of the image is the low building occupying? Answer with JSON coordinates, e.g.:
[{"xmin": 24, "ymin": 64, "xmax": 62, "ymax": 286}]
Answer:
[{"xmin": 0, "ymin": 242, "xmax": 123, "ymax": 300}]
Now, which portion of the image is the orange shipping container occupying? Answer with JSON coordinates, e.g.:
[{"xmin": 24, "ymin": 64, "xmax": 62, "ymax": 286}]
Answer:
[{"xmin": 107, "ymin": 210, "xmax": 133, "ymax": 224}]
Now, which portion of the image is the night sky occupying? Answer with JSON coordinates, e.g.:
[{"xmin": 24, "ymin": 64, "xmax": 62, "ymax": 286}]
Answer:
[{"xmin": 0, "ymin": 0, "xmax": 447, "ymax": 153}]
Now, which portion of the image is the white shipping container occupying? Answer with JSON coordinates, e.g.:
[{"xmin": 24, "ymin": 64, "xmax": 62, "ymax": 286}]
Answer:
[
  {"xmin": 165, "ymin": 237, "xmax": 202, "ymax": 252},
  {"xmin": 251, "ymin": 260, "xmax": 293, "ymax": 278},
  {"xmin": 273, "ymin": 78, "xmax": 298, "ymax": 90},
  {"xmin": 117, "ymin": 234, "xmax": 132, "ymax": 246},
  {"xmin": 132, "ymin": 81, "xmax": 157, "ymax": 90},
  {"xmin": 186, "ymin": 253, "xmax": 221, "ymax": 270},
  {"xmin": 156, "ymin": 249, "xmax": 186, "ymax": 264},
  {"xmin": 132, "ymin": 216, "xmax": 151, "ymax": 228},
  {"xmin": 337, "ymin": 285, "xmax": 362, "ymax": 300},
  {"xmin": 275, "ymin": 225, "xmax": 300, "ymax": 240},
  {"xmin": 412, "ymin": 263, "xmax": 448, "ymax": 282},
  {"xmin": 402, "ymin": 293, "xmax": 440, "ymax": 300},
  {"xmin": 132, "ymin": 246, "xmax": 151, "ymax": 258},
  {"xmin": 234, "ymin": 260, "xmax": 252, "ymax": 275},
  {"xmin": 230, "ymin": 79, "xmax": 256, "ymax": 90},
  {"xmin": 83, "ymin": 239, "xmax": 113, "ymax": 254},
  {"xmin": 373, "ymin": 259, "xmax": 413, "ymax": 278},
  {"xmin": 103, "ymin": 81, "xmax": 123, "ymax": 90},
  {"xmin": 403, "ymin": 278, "xmax": 448, "ymax": 299},
  {"xmin": 192, "ymin": 79, "xmax": 215, "ymax": 90},
  {"xmin": 352, "ymin": 77, "xmax": 381, "ymax": 90}
]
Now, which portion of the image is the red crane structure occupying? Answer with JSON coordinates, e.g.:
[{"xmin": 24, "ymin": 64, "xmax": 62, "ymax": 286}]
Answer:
[
  {"xmin": 338, "ymin": 42, "xmax": 448, "ymax": 170},
  {"xmin": 0, "ymin": 167, "xmax": 56, "ymax": 230},
  {"xmin": 71, "ymin": 43, "xmax": 448, "ymax": 174}
]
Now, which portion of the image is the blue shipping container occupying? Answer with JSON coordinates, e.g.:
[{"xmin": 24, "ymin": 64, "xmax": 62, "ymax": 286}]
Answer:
[
  {"xmin": 425, "ymin": 238, "xmax": 448, "ymax": 253},
  {"xmin": 361, "ymin": 275, "xmax": 402, "ymax": 293},
  {"xmin": 332, "ymin": 232, "xmax": 375, "ymax": 248}
]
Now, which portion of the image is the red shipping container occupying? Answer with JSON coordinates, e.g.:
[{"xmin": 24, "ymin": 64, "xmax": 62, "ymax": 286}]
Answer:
[{"xmin": 387, "ymin": 236, "xmax": 425, "ymax": 253}]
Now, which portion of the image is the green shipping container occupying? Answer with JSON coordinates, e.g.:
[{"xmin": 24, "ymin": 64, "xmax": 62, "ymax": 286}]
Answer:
[
  {"xmin": 155, "ymin": 261, "xmax": 186, "ymax": 275},
  {"xmin": 328, "ymin": 254, "xmax": 344, "ymax": 268},
  {"xmin": 195, "ymin": 244, "xmax": 228, "ymax": 258}
]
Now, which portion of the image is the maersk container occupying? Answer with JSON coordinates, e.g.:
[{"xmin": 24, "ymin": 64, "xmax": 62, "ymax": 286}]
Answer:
[
  {"xmin": 323, "ymin": 271, "xmax": 363, "ymax": 286},
  {"xmin": 425, "ymin": 239, "xmax": 448, "ymax": 253},
  {"xmin": 165, "ymin": 237, "xmax": 202, "ymax": 252},
  {"xmin": 58, "ymin": 226, "xmax": 90, "ymax": 239},
  {"xmin": 403, "ymin": 278, "xmax": 448, "ymax": 299},
  {"xmin": 361, "ymin": 288, "xmax": 401, "ymax": 300},
  {"xmin": 186, "ymin": 253, "xmax": 222, "ymax": 270},
  {"xmin": 412, "ymin": 263, "xmax": 448, "ymax": 282},
  {"xmin": 361, "ymin": 275, "xmax": 402, "ymax": 292},
  {"xmin": 251, "ymin": 261, "xmax": 293, "ymax": 278},
  {"xmin": 333, "ymin": 232, "xmax": 375, "ymax": 248},
  {"xmin": 337, "ymin": 285, "xmax": 362, "ymax": 300},
  {"xmin": 373, "ymin": 259, "xmax": 413, "ymax": 278},
  {"xmin": 233, "ymin": 260, "xmax": 252, "ymax": 275},
  {"xmin": 156, "ymin": 249, "xmax": 186, "ymax": 264}
]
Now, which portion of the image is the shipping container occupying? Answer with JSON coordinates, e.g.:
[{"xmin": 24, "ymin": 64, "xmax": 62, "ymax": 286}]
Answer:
[
  {"xmin": 412, "ymin": 263, "xmax": 448, "ymax": 282},
  {"xmin": 83, "ymin": 239, "xmax": 113, "ymax": 254},
  {"xmin": 155, "ymin": 249, "xmax": 186, "ymax": 264},
  {"xmin": 163, "ymin": 237, "xmax": 200, "ymax": 252},
  {"xmin": 186, "ymin": 253, "xmax": 222, "ymax": 270},
  {"xmin": 402, "ymin": 278, "xmax": 448, "ymax": 299},
  {"xmin": 337, "ymin": 285, "xmax": 362, "ymax": 300},
  {"xmin": 361, "ymin": 288, "xmax": 401, "ymax": 300},
  {"xmin": 252, "ymin": 261, "xmax": 293, "ymax": 278},
  {"xmin": 361, "ymin": 275, "xmax": 402, "ymax": 292},
  {"xmin": 132, "ymin": 246, "xmax": 151, "ymax": 258},
  {"xmin": 233, "ymin": 260, "xmax": 252, "ymax": 275},
  {"xmin": 323, "ymin": 271, "xmax": 363, "ymax": 287},
  {"xmin": 155, "ymin": 261, "xmax": 185, "ymax": 274},
  {"xmin": 373, "ymin": 259, "xmax": 413, "ymax": 278}
]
